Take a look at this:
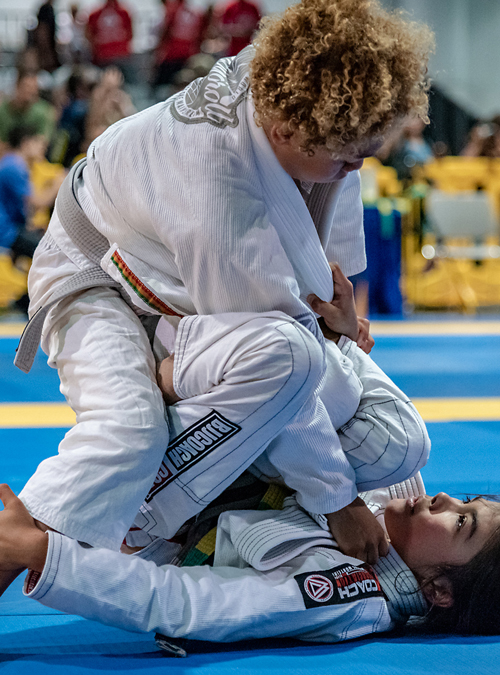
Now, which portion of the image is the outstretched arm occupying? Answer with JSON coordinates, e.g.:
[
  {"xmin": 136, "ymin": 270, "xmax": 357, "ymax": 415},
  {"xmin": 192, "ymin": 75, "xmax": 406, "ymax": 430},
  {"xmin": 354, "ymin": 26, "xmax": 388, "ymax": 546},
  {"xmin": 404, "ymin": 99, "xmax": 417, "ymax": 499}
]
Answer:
[{"xmin": 0, "ymin": 484, "xmax": 393, "ymax": 641}]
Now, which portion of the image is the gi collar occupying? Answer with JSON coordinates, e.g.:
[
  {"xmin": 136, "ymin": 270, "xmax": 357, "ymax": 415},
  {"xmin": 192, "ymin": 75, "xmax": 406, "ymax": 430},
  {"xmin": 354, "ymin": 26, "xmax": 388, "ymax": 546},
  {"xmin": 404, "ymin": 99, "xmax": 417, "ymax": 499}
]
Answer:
[{"xmin": 374, "ymin": 546, "xmax": 428, "ymax": 624}]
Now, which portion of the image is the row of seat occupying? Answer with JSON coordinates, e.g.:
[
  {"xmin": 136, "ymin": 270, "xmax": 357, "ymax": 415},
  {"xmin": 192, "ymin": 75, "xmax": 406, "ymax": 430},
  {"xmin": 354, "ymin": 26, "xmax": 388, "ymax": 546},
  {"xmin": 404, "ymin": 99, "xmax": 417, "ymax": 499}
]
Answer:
[{"xmin": 359, "ymin": 157, "xmax": 500, "ymax": 312}]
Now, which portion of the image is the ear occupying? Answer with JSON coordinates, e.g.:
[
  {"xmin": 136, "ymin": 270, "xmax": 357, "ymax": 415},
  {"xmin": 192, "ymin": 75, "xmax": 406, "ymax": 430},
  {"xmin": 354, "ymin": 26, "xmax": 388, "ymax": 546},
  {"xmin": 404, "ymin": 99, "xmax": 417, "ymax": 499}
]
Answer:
[
  {"xmin": 422, "ymin": 576, "xmax": 454, "ymax": 609},
  {"xmin": 267, "ymin": 121, "xmax": 295, "ymax": 146}
]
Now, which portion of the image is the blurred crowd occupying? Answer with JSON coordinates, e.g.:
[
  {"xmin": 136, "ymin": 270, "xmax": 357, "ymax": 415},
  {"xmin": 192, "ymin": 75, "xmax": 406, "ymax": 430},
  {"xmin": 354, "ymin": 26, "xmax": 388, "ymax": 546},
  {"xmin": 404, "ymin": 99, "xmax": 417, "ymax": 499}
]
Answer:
[
  {"xmin": 1, "ymin": 0, "xmax": 500, "ymax": 317},
  {"xmin": 0, "ymin": 0, "xmax": 262, "ymax": 315},
  {"xmin": 377, "ymin": 115, "xmax": 500, "ymax": 185}
]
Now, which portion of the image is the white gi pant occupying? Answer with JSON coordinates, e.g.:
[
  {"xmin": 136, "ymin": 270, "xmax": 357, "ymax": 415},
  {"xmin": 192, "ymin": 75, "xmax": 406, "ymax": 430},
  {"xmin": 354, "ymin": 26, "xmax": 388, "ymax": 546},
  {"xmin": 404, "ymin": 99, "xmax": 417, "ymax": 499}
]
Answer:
[{"xmin": 20, "ymin": 218, "xmax": 429, "ymax": 550}]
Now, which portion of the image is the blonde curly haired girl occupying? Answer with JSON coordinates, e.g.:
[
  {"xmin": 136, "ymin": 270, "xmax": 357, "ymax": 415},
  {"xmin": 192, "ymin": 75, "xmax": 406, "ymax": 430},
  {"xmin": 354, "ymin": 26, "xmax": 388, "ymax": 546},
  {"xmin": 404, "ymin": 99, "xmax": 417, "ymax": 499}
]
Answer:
[{"xmin": 251, "ymin": 0, "xmax": 434, "ymax": 155}]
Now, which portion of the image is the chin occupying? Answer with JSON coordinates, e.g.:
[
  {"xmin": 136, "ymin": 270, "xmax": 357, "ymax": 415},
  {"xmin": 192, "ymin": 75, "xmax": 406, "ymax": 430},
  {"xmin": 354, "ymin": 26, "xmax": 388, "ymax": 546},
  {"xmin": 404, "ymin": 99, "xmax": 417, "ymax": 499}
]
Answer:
[
  {"xmin": 386, "ymin": 498, "xmax": 406, "ymax": 515},
  {"xmin": 384, "ymin": 499, "xmax": 406, "ymax": 531}
]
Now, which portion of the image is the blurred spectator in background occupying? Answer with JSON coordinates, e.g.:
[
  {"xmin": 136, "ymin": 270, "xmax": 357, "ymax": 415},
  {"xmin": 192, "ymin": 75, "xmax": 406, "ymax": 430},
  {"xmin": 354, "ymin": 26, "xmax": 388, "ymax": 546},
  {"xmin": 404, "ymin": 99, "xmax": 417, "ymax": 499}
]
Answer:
[
  {"xmin": 218, "ymin": 0, "xmax": 261, "ymax": 57},
  {"xmin": 33, "ymin": 0, "xmax": 61, "ymax": 73},
  {"xmin": 0, "ymin": 125, "xmax": 47, "ymax": 313},
  {"xmin": 460, "ymin": 118, "xmax": 500, "ymax": 157},
  {"xmin": 64, "ymin": 4, "xmax": 92, "ymax": 65},
  {"xmin": 83, "ymin": 66, "xmax": 135, "ymax": 151},
  {"xmin": 378, "ymin": 116, "xmax": 434, "ymax": 182},
  {"xmin": 152, "ymin": 0, "xmax": 203, "ymax": 93},
  {"xmin": 85, "ymin": 0, "xmax": 134, "ymax": 81},
  {"xmin": 199, "ymin": 4, "xmax": 228, "ymax": 58},
  {"xmin": 173, "ymin": 52, "xmax": 217, "ymax": 92},
  {"xmin": 0, "ymin": 72, "xmax": 56, "ymax": 156},
  {"xmin": 50, "ymin": 69, "xmax": 94, "ymax": 166}
]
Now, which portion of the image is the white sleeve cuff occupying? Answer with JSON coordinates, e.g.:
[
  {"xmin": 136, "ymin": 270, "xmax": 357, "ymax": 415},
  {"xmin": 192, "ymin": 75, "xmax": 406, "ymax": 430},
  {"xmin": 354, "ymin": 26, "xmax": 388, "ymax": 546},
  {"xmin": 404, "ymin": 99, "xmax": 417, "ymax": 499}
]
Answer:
[{"xmin": 23, "ymin": 530, "xmax": 63, "ymax": 600}]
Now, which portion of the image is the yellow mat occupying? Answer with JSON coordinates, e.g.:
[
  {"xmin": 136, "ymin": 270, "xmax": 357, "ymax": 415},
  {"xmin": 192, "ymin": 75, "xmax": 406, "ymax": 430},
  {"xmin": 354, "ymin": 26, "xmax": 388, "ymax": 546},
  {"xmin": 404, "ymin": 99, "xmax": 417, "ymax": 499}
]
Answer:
[{"xmin": 1, "ymin": 398, "xmax": 499, "ymax": 428}]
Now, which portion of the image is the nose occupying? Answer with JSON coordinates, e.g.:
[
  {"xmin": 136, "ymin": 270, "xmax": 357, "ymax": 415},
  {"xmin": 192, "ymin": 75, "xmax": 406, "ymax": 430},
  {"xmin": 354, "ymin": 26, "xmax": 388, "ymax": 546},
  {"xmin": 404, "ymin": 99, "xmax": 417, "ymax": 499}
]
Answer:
[
  {"xmin": 429, "ymin": 492, "xmax": 456, "ymax": 512},
  {"xmin": 344, "ymin": 159, "xmax": 364, "ymax": 172}
]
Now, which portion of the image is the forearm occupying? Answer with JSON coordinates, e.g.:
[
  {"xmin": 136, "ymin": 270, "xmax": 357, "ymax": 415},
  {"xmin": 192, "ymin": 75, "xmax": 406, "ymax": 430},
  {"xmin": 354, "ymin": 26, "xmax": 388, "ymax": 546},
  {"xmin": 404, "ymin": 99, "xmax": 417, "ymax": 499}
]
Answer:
[
  {"xmin": 26, "ymin": 532, "xmax": 189, "ymax": 636},
  {"xmin": 25, "ymin": 530, "xmax": 49, "ymax": 572}
]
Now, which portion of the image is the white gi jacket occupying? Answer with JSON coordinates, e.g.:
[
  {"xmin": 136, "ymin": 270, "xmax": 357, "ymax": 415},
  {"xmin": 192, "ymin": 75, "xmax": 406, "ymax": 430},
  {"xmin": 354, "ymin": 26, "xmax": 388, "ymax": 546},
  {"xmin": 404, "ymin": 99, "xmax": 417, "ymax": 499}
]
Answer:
[
  {"xmin": 45, "ymin": 46, "xmax": 365, "ymax": 331},
  {"xmin": 21, "ymin": 48, "xmax": 410, "ymax": 548},
  {"xmin": 25, "ymin": 474, "xmax": 428, "ymax": 644}
]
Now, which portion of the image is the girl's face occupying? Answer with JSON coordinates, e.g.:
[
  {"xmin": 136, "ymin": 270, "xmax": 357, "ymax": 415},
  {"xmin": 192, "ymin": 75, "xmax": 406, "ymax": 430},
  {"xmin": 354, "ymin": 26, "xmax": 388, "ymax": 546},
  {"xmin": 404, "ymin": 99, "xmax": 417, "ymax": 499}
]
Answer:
[
  {"xmin": 264, "ymin": 121, "xmax": 383, "ymax": 183},
  {"xmin": 385, "ymin": 493, "xmax": 500, "ymax": 572}
]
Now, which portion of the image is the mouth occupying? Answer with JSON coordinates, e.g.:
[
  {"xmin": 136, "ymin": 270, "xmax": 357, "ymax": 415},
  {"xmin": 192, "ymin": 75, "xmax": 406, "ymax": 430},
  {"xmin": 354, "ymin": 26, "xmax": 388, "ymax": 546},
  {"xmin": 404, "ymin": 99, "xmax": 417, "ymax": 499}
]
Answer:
[{"xmin": 406, "ymin": 496, "xmax": 420, "ymax": 514}]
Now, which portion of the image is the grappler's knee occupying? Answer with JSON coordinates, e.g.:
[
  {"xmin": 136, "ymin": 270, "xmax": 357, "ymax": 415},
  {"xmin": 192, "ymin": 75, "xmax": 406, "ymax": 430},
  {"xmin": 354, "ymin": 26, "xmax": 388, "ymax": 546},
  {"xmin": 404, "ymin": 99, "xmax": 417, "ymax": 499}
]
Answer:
[
  {"xmin": 172, "ymin": 312, "xmax": 325, "ymax": 406},
  {"xmin": 264, "ymin": 315, "xmax": 325, "ymax": 389},
  {"xmin": 220, "ymin": 314, "xmax": 326, "ymax": 413}
]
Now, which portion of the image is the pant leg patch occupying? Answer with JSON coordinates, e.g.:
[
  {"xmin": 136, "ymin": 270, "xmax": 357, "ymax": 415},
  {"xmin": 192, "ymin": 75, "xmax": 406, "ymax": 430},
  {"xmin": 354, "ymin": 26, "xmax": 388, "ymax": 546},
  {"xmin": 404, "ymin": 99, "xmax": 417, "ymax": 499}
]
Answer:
[
  {"xmin": 145, "ymin": 411, "xmax": 242, "ymax": 503},
  {"xmin": 295, "ymin": 563, "xmax": 384, "ymax": 609}
]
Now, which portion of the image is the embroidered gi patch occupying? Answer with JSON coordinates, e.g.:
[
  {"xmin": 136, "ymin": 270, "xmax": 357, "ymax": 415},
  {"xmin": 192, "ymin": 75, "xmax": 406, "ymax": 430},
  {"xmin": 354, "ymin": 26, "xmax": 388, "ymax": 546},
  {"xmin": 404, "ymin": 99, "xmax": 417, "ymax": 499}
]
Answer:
[
  {"xmin": 171, "ymin": 52, "xmax": 252, "ymax": 128},
  {"xmin": 145, "ymin": 411, "xmax": 241, "ymax": 502},
  {"xmin": 295, "ymin": 564, "xmax": 384, "ymax": 609}
]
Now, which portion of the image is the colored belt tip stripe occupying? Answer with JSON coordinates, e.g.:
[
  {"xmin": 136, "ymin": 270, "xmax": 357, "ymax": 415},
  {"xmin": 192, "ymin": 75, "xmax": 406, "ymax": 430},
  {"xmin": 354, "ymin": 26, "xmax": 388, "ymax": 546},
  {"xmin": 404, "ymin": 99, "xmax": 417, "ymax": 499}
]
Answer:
[{"xmin": 111, "ymin": 251, "xmax": 183, "ymax": 318}]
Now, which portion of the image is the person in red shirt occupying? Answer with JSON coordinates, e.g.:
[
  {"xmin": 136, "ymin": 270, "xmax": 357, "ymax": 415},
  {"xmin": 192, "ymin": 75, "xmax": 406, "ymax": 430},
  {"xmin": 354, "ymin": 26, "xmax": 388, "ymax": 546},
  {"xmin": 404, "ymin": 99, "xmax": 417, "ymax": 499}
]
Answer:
[
  {"xmin": 153, "ymin": 0, "xmax": 203, "ymax": 89},
  {"xmin": 219, "ymin": 0, "xmax": 260, "ymax": 57},
  {"xmin": 85, "ymin": 0, "xmax": 134, "ymax": 78}
]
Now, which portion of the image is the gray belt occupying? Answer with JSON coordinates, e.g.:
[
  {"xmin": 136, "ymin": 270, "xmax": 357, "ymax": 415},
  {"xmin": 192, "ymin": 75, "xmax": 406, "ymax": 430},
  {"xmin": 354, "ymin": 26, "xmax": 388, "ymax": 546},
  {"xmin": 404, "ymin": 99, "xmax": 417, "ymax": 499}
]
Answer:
[{"xmin": 15, "ymin": 158, "xmax": 121, "ymax": 373}]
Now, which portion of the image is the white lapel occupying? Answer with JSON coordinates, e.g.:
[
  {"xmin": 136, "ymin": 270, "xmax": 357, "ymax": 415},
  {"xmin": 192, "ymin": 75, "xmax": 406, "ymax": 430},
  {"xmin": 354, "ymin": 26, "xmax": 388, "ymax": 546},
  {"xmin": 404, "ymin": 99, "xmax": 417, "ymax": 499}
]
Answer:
[{"xmin": 246, "ymin": 97, "xmax": 336, "ymax": 302}]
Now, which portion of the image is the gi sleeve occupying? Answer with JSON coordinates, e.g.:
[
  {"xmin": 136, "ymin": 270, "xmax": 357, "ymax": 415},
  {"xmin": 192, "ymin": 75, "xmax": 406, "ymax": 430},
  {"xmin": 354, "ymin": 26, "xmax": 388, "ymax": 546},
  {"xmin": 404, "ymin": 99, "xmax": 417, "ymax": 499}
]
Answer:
[{"xmin": 25, "ymin": 532, "xmax": 392, "ymax": 644}]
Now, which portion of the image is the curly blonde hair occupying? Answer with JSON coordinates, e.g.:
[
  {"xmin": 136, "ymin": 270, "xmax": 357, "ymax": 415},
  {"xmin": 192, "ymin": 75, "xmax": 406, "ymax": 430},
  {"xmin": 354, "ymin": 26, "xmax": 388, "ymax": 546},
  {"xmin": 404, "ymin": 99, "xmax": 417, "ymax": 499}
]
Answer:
[{"xmin": 250, "ymin": 0, "xmax": 434, "ymax": 154}]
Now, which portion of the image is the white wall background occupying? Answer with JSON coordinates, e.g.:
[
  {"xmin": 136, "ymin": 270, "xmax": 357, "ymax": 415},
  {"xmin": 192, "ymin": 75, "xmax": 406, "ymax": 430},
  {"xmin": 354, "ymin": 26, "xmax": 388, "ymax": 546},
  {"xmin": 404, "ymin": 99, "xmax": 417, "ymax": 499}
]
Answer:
[
  {"xmin": 381, "ymin": 0, "xmax": 500, "ymax": 119},
  {"xmin": 0, "ymin": 0, "xmax": 499, "ymax": 118}
]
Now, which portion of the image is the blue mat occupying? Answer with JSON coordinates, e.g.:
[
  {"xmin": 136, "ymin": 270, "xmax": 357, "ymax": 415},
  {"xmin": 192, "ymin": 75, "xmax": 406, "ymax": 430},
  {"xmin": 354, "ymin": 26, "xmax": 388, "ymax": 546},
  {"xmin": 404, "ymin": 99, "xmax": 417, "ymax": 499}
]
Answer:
[
  {"xmin": 372, "ymin": 335, "xmax": 500, "ymax": 397},
  {"xmin": 0, "ymin": 428, "xmax": 67, "ymax": 494},
  {"xmin": 1, "ymin": 329, "xmax": 500, "ymax": 674},
  {"xmin": 0, "ymin": 338, "xmax": 63, "ymax": 403}
]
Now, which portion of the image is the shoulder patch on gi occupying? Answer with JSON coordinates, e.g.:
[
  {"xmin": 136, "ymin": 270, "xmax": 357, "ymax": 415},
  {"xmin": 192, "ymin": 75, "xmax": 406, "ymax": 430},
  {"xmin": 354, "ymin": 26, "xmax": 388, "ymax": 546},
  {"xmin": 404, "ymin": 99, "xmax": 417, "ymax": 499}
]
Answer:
[
  {"xmin": 145, "ymin": 411, "xmax": 241, "ymax": 502},
  {"xmin": 295, "ymin": 564, "xmax": 384, "ymax": 609},
  {"xmin": 171, "ymin": 52, "xmax": 251, "ymax": 129}
]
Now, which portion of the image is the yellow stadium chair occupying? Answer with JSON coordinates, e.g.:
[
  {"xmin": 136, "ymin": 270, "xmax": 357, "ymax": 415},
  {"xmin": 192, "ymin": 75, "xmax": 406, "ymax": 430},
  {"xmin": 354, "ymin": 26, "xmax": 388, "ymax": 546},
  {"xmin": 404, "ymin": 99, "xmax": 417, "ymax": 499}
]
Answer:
[
  {"xmin": 0, "ymin": 249, "xmax": 28, "ymax": 308},
  {"xmin": 404, "ymin": 189, "xmax": 500, "ymax": 312},
  {"xmin": 360, "ymin": 158, "xmax": 402, "ymax": 202},
  {"xmin": 424, "ymin": 157, "xmax": 491, "ymax": 192}
]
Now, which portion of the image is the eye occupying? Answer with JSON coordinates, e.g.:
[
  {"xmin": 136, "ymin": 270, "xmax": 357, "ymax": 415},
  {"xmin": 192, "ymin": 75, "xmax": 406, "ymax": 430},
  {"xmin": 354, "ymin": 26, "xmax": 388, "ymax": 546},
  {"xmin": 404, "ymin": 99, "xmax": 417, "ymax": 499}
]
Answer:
[{"xmin": 457, "ymin": 514, "xmax": 467, "ymax": 530}]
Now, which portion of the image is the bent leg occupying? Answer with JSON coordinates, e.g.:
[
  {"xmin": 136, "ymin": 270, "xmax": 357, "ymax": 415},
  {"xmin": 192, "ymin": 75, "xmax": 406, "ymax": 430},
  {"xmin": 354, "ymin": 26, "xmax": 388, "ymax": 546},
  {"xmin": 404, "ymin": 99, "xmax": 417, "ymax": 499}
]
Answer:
[
  {"xmin": 334, "ymin": 338, "xmax": 431, "ymax": 491},
  {"xmin": 20, "ymin": 287, "xmax": 169, "ymax": 549},
  {"xmin": 134, "ymin": 312, "xmax": 326, "ymax": 539}
]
